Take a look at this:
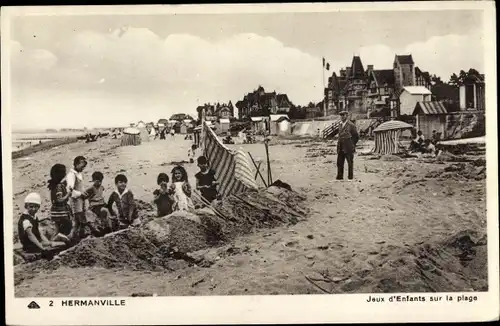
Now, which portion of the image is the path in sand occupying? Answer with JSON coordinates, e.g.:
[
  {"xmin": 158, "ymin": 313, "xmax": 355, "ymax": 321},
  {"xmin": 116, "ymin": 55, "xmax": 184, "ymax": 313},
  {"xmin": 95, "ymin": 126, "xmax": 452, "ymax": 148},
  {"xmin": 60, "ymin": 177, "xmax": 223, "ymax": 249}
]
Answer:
[{"xmin": 12, "ymin": 136, "xmax": 486, "ymax": 296}]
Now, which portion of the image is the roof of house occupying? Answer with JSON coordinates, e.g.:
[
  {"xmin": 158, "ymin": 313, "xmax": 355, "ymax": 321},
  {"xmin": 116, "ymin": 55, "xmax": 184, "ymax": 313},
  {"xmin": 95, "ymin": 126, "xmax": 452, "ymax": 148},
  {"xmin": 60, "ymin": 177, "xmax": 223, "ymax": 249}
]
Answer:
[
  {"xmin": 276, "ymin": 116, "xmax": 290, "ymax": 123},
  {"xmin": 413, "ymin": 101, "xmax": 448, "ymax": 115},
  {"xmin": 170, "ymin": 113, "xmax": 194, "ymax": 121},
  {"xmin": 372, "ymin": 69, "xmax": 395, "ymax": 87},
  {"xmin": 464, "ymin": 74, "xmax": 485, "ymax": 84},
  {"xmin": 415, "ymin": 67, "xmax": 431, "ymax": 84},
  {"xmin": 395, "ymin": 54, "xmax": 414, "ymax": 65},
  {"xmin": 276, "ymin": 94, "xmax": 291, "ymax": 106},
  {"xmin": 350, "ymin": 56, "xmax": 365, "ymax": 79},
  {"xmin": 270, "ymin": 114, "xmax": 289, "ymax": 122},
  {"xmin": 403, "ymin": 86, "xmax": 432, "ymax": 95}
]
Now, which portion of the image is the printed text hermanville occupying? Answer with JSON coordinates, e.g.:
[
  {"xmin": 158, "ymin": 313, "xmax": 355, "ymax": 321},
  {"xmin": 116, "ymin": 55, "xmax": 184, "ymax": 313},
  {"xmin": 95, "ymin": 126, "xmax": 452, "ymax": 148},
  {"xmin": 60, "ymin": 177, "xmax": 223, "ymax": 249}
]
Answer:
[{"xmin": 61, "ymin": 300, "xmax": 126, "ymax": 307}]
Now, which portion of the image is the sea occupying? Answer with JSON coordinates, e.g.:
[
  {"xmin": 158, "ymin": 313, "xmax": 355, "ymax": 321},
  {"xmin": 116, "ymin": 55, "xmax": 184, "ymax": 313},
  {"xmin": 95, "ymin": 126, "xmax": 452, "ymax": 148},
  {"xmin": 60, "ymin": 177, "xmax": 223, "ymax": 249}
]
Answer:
[{"xmin": 11, "ymin": 131, "xmax": 87, "ymax": 151}]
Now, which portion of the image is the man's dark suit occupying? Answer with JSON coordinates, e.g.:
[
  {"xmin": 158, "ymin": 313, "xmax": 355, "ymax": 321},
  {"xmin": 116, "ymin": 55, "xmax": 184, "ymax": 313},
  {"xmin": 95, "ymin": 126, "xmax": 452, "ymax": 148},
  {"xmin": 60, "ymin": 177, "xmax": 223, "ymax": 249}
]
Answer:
[{"xmin": 336, "ymin": 120, "xmax": 359, "ymax": 180}]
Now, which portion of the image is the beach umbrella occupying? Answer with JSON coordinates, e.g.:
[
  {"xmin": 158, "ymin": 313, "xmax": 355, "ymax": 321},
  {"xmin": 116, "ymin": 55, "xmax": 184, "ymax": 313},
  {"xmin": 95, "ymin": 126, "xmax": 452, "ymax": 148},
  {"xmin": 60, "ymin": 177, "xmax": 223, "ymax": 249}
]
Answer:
[
  {"xmin": 373, "ymin": 120, "xmax": 413, "ymax": 133},
  {"xmin": 121, "ymin": 127, "xmax": 141, "ymax": 146},
  {"xmin": 372, "ymin": 120, "xmax": 414, "ymax": 155}
]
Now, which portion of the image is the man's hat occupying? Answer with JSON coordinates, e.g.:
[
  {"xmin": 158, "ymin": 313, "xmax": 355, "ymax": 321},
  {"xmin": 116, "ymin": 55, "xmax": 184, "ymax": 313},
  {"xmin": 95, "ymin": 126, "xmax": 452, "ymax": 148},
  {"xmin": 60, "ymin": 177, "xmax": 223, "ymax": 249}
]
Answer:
[{"xmin": 339, "ymin": 110, "xmax": 349, "ymax": 115}]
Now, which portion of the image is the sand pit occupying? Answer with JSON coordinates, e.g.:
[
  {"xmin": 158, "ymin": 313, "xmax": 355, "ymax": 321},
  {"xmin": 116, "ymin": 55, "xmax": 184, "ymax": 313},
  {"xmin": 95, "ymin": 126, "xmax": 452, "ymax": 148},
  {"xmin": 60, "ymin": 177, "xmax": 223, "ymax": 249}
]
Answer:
[
  {"xmin": 14, "ymin": 186, "xmax": 308, "ymax": 284},
  {"xmin": 305, "ymin": 230, "xmax": 487, "ymax": 293}
]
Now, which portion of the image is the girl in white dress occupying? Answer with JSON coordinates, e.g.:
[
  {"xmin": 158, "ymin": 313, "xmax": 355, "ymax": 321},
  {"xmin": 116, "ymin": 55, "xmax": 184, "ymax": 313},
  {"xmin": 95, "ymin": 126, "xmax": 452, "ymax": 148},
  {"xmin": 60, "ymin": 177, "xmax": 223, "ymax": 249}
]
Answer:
[{"xmin": 169, "ymin": 165, "xmax": 194, "ymax": 212}]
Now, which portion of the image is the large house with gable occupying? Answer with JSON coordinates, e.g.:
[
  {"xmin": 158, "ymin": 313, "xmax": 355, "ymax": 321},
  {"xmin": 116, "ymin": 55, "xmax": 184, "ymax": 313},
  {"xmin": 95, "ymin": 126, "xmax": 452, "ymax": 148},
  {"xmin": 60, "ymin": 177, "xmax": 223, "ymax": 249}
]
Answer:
[
  {"xmin": 324, "ymin": 54, "xmax": 432, "ymax": 116},
  {"xmin": 235, "ymin": 86, "xmax": 293, "ymax": 120}
]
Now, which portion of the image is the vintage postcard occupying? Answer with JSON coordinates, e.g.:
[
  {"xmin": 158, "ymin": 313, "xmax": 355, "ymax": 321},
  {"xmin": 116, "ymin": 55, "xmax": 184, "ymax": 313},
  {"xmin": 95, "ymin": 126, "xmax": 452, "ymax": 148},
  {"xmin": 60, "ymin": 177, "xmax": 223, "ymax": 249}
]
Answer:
[{"xmin": 2, "ymin": 2, "xmax": 498, "ymax": 324}]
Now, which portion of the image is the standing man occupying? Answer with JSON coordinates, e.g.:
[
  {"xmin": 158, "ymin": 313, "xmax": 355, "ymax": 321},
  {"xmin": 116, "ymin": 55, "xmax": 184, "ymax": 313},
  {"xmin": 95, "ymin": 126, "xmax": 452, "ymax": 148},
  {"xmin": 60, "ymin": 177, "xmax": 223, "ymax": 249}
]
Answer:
[{"xmin": 336, "ymin": 110, "xmax": 359, "ymax": 180}]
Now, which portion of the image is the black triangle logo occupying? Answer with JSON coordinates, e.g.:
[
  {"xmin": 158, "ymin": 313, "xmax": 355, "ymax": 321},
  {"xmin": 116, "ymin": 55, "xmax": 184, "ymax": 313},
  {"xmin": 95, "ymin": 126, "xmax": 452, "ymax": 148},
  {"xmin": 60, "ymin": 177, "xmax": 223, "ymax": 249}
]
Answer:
[{"xmin": 28, "ymin": 301, "xmax": 40, "ymax": 309}]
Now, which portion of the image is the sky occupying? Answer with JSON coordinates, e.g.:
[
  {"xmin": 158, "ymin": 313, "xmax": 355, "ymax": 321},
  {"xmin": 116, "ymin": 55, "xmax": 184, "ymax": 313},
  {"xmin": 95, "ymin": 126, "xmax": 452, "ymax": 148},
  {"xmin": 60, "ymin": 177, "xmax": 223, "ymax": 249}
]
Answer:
[{"xmin": 5, "ymin": 8, "xmax": 485, "ymax": 130}]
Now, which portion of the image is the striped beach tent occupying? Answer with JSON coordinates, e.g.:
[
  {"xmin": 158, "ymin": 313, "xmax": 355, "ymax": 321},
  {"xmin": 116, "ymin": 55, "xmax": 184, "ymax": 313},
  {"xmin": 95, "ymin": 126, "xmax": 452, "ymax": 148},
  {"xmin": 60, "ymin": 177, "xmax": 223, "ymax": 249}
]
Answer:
[
  {"xmin": 120, "ymin": 127, "xmax": 142, "ymax": 146},
  {"xmin": 201, "ymin": 121, "xmax": 258, "ymax": 198},
  {"xmin": 322, "ymin": 119, "xmax": 341, "ymax": 139},
  {"xmin": 372, "ymin": 120, "xmax": 413, "ymax": 155}
]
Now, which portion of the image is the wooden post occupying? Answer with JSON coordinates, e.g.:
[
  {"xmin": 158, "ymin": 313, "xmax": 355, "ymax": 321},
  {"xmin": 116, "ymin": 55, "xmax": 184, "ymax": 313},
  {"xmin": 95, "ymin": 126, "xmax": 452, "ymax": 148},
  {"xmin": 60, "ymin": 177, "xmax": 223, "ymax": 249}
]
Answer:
[
  {"xmin": 248, "ymin": 151, "xmax": 267, "ymax": 187},
  {"xmin": 264, "ymin": 138, "xmax": 273, "ymax": 185}
]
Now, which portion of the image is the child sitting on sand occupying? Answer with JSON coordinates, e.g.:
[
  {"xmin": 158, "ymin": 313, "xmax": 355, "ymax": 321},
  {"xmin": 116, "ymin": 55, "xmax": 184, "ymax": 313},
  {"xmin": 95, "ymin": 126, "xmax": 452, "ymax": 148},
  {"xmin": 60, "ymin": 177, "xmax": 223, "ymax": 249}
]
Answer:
[
  {"xmin": 107, "ymin": 174, "xmax": 140, "ymax": 229},
  {"xmin": 169, "ymin": 165, "xmax": 194, "ymax": 212},
  {"xmin": 194, "ymin": 156, "xmax": 219, "ymax": 205},
  {"xmin": 153, "ymin": 173, "xmax": 174, "ymax": 217},
  {"xmin": 83, "ymin": 171, "xmax": 111, "ymax": 235},
  {"xmin": 18, "ymin": 193, "xmax": 55, "ymax": 260},
  {"xmin": 47, "ymin": 164, "xmax": 73, "ymax": 244}
]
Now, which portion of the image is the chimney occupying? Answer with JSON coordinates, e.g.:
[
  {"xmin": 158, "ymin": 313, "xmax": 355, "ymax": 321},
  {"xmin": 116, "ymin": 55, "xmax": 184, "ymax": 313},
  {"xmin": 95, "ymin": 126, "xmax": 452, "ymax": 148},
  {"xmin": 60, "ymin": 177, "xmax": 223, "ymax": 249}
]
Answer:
[
  {"xmin": 340, "ymin": 69, "xmax": 346, "ymax": 77},
  {"xmin": 367, "ymin": 65, "xmax": 374, "ymax": 71},
  {"xmin": 346, "ymin": 67, "xmax": 352, "ymax": 77}
]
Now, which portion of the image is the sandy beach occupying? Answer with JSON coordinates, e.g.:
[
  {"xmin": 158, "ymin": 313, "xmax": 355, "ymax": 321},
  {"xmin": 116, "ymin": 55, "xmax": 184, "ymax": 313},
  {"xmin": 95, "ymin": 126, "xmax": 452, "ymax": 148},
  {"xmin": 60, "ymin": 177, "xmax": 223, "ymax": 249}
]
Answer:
[{"xmin": 12, "ymin": 135, "xmax": 487, "ymax": 296}]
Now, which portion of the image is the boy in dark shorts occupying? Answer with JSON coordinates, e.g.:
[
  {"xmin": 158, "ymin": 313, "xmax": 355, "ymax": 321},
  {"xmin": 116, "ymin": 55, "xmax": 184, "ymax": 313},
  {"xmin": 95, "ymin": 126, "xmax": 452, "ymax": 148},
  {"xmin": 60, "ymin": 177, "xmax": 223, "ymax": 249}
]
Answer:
[
  {"xmin": 17, "ymin": 193, "xmax": 55, "ymax": 260},
  {"xmin": 83, "ymin": 171, "xmax": 111, "ymax": 235},
  {"xmin": 153, "ymin": 173, "xmax": 173, "ymax": 217},
  {"xmin": 194, "ymin": 156, "xmax": 219, "ymax": 204},
  {"xmin": 107, "ymin": 174, "xmax": 140, "ymax": 229}
]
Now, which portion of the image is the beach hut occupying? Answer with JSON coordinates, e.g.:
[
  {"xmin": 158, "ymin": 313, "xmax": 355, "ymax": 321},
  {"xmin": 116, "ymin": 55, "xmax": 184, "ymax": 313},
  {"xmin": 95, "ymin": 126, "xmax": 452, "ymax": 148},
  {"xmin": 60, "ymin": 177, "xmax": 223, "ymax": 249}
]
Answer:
[
  {"xmin": 412, "ymin": 101, "xmax": 448, "ymax": 139},
  {"xmin": 120, "ymin": 127, "xmax": 142, "ymax": 146},
  {"xmin": 271, "ymin": 115, "xmax": 290, "ymax": 136},
  {"xmin": 149, "ymin": 125, "xmax": 157, "ymax": 138},
  {"xmin": 157, "ymin": 119, "xmax": 168, "ymax": 128},
  {"xmin": 251, "ymin": 117, "xmax": 267, "ymax": 133},
  {"xmin": 372, "ymin": 120, "xmax": 414, "ymax": 155},
  {"xmin": 135, "ymin": 125, "xmax": 150, "ymax": 142},
  {"xmin": 179, "ymin": 123, "xmax": 188, "ymax": 134},
  {"xmin": 219, "ymin": 118, "xmax": 230, "ymax": 134}
]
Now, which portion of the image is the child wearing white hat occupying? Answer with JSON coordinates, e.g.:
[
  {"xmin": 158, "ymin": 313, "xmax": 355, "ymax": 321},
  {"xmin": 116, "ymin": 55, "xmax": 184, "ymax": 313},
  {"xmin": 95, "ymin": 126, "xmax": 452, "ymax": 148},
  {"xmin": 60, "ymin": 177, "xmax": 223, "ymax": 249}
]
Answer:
[{"xmin": 17, "ymin": 193, "xmax": 54, "ymax": 259}]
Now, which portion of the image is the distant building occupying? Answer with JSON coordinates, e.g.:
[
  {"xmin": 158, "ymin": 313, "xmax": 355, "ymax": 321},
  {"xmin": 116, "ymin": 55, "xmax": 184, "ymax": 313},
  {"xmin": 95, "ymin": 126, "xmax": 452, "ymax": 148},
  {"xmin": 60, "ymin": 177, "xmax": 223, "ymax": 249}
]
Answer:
[
  {"xmin": 235, "ymin": 86, "xmax": 293, "ymax": 120},
  {"xmin": 324, "ymin": 54, "xmax": 433, "ymax": 117},
  {"xmin": 196, "ymin": 101, "xmax": 234, "ymax": 122},
  {"xmin": 459, "ymin": 74, "xmax": 485, "ymax": 111},
  {"xmin": 157, "ymin": 119, "xmax": 168, "ymax": 128},
  {"xmin": 170, "ymin": 113, "xmax": 194, "ymax": 122}
]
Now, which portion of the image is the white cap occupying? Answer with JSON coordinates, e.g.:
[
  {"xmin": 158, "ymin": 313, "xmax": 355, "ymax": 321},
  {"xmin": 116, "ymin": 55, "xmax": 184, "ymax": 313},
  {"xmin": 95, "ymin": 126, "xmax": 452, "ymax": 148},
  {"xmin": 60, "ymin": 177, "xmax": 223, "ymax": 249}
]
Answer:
[{"xmin": 24, "ymin": 192, "xmax": 41, "ymax": 205}]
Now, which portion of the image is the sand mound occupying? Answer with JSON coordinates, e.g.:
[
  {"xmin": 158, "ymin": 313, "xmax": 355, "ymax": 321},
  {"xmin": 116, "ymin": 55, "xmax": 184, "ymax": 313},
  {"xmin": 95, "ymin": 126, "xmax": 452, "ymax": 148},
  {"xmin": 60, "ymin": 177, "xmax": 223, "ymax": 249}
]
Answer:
[
  {"xmin": 305, "ymin": 146, "xmax": 336, "ymax": 158},
  {"xmin": 380, "ymin": 154, "xmax": 403, "ymax": 161},
  {"xmin": 306, "ymin": 230, "xmax": 487, "ymax": 293},
  {"xmin": 426, "ymin": 162, "xmax": 486, "ymax": 181},
  {"xmin": 15, "ymin": 186, "xmax": 308, "ymax": 281}
]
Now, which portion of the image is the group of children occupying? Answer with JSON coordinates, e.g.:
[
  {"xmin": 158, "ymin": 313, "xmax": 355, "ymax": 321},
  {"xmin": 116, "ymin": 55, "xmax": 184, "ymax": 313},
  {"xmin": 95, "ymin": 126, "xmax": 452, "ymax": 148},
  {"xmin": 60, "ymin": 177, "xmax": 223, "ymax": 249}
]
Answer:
[
  {"xmin": 409, "ymin": 130, "xmax": 440, "ymax": 155},
  {"xmin": 18, "ymin": 154, "xmax": 219, "ymax": 258}
]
